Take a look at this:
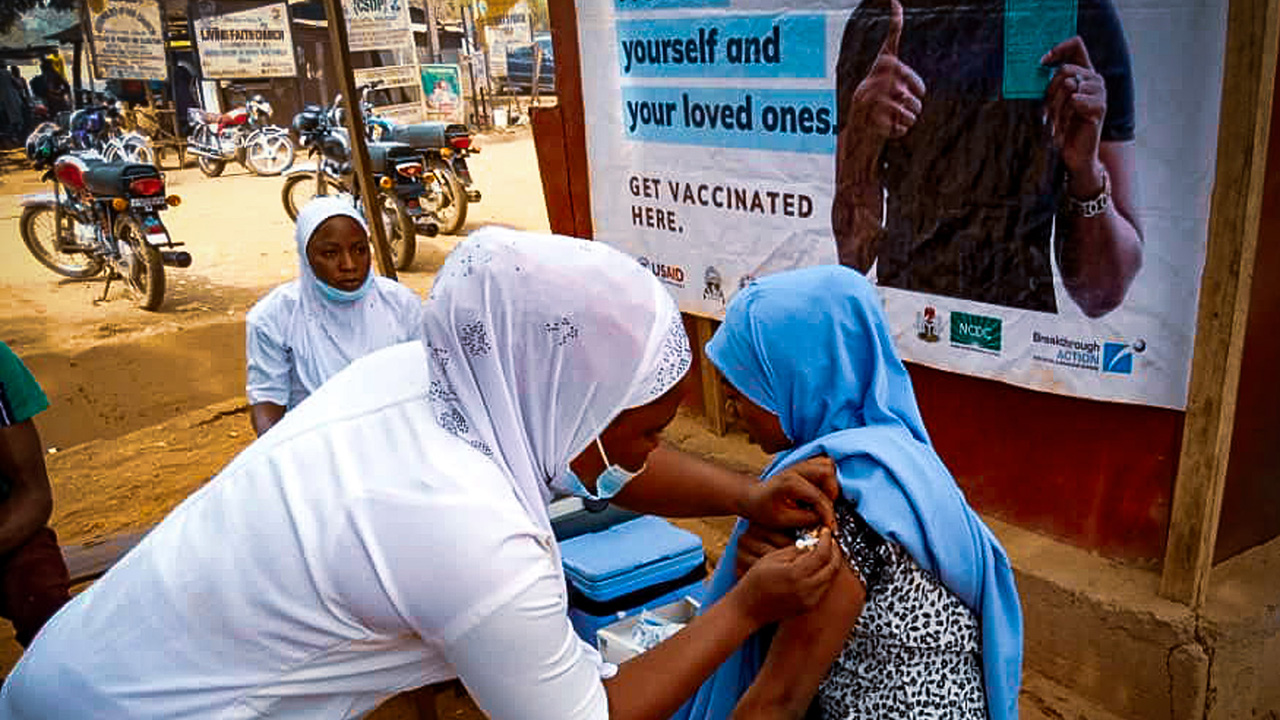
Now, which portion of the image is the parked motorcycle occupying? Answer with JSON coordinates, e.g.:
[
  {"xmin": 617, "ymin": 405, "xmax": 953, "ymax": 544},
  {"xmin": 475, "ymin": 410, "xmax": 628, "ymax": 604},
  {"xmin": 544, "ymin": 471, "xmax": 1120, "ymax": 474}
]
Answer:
[
  {"xmin": 360, "ymin": 82, "xmax": 480, "ymax": 235},
  {"xmin": 19, "ymin": 126, "xmax": 190, "ymax": 311},
  {"xmin": 280, "ymin": 96, "xmax": 435, "ymax": 271},
  {"xmin": 187, "ymin": 94, "xmax": 295, "ymax": 177},
  {"xmin": 64, "ymin": 102, "xmax": 155, "ymax": 164}
]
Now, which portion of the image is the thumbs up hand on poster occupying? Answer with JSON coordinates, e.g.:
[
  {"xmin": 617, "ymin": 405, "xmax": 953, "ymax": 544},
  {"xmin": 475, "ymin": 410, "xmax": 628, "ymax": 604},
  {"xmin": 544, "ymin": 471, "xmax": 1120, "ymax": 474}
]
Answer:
[
  {"xmin": 848, "ymin": 0, "xmax": 927, "ymax": 141},
  {"xmin": 1042, "ymin": 36, "xmax": 1108, "ymax": 196}
]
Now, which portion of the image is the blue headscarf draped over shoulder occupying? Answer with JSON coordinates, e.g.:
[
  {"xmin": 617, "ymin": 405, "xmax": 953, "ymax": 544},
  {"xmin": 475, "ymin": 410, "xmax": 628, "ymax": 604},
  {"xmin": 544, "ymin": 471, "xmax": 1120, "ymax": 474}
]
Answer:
[{"xmin": 674, "ymin": 266, "xmax": 1022, "ymax": 720}]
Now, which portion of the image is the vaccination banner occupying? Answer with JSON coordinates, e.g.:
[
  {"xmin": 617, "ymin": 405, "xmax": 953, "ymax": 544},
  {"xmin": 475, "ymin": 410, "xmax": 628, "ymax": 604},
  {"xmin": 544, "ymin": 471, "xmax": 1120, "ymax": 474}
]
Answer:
[
  {"xmin": 193, "ymin": 2, "xmax": 297, "ymax": 79},
  {"xmin": 86, "ymin": 0, "xmax": 168, "ymax": 80},
  {"xmin": 575, "ymin": 0, "xmax": 1228, "ymax": 409}
]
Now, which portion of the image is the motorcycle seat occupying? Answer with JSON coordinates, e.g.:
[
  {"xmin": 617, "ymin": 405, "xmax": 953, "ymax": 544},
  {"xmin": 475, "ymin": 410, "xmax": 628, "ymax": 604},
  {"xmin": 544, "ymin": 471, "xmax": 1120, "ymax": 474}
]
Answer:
[
  {"xmin": 366, "ymin": 142, "xmax": 416, "ymax": 174},
  {"xmin": 190, "ymin": 109, "xmax": 248, "ymax": 128},
  {"xmin": 82, "ymin": 158, "xmax": 160, "ymax": 197},
  {"xmin": 387, "ymin": 122, "xmax": 449, "ymax": 149},
  {"xmin": 191, "ymin": 110, "xmax": 223, "ymax": 125}
]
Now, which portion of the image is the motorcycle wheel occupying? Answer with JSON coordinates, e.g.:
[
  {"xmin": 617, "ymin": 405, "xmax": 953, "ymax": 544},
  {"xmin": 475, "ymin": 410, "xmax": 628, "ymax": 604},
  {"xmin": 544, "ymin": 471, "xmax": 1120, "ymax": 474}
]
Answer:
[
  {"xmin": 282, "ymin": 173, "xmax": 330, "ymax": 222},
  {"xmin": 426, "ymin": 159, "xmax": 467, "ymax": 235},
  {"xmin": 120, "ymin": 135, "xmax": 155, "ymax": 164},
  {"xmin": 244, "ymin": 132, "xmax": 296, "ymax": 176},
  {"xmin": 378, "ymin": 189, "xmax": 417, "ymax": 271},
  {"xmin": 113, "ymin": 214, "xmax": 166, "ymax": 311},
  {"xmin": 19, "ymin": 206, "xmax": 104, "ymax": 278},
  {"xmin": 198, "ymin": 154, "xmax": 226, "ymax": 177}
]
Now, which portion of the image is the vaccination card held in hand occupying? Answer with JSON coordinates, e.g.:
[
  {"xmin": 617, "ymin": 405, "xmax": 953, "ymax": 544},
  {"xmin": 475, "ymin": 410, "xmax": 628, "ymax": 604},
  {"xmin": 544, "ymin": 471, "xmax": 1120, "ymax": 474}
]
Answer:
[{"xmin": 1003, "ymin": 0, "xmax": 1078, "ymax": 99}]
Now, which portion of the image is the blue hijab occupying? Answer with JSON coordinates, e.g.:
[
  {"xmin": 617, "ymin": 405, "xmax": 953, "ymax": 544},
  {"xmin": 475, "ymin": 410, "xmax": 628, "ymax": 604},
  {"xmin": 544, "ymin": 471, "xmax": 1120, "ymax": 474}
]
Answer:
[{"xmin": 674, "ymin": 266, "xmax": 1022, "ymax": 720}]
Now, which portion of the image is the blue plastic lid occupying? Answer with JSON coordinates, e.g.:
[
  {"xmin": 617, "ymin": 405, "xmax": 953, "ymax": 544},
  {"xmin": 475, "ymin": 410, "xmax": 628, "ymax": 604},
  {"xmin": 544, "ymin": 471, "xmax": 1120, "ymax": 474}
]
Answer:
[{"xmin": 560, "ymin": 515, "xmax": 704, "ymax": 583}]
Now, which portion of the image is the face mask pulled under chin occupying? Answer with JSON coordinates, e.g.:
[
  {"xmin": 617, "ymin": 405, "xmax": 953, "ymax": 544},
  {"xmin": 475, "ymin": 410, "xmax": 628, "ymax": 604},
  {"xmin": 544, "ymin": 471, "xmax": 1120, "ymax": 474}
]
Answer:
[
  {"xmin": 315, "ymin": 270, "xmax": 374, "ymax": 303},
  {"xmin": 558, "ymin": 437, "xmax": 646, "ymax": 501}
]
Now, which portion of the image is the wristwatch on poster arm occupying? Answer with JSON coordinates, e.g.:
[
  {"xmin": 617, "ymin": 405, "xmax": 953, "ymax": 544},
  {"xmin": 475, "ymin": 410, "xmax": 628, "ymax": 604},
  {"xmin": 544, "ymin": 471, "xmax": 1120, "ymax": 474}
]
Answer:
[{"xmin": 1064, "ymin": 168, "xmax": 1112, "ymax": 218}]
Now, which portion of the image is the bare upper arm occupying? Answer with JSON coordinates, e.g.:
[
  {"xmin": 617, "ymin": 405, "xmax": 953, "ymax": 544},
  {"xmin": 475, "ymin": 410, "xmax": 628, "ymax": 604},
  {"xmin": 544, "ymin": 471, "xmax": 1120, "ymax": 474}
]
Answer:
[
  {"xmin": 1100, "ymin": 140, "xmax": 1142, "ymax": 241},
  {"xmin": 0, "ymin": 419, "xmax": 52, "ymax": 497},
  {"xmin": 250, "ymin": 402, "xmax": 286, "ymax": 437},
  {"xmin": 732, "ymin": 562, "xmax": 867, "ymax": 719}
]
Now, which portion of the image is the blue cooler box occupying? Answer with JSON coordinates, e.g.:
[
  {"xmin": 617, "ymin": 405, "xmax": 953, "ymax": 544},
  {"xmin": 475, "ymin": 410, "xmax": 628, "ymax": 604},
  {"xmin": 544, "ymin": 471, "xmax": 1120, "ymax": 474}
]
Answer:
[{"xmin": 560, "ymin": 515, "xmax": 707, "ymax": 646}]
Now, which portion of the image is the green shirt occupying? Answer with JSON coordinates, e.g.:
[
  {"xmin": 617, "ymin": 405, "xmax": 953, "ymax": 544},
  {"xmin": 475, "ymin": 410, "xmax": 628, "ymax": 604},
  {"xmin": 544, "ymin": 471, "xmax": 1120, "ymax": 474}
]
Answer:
[{"xmin": 0, "ymin": 341, "xmax": 49, "ymax": 427}]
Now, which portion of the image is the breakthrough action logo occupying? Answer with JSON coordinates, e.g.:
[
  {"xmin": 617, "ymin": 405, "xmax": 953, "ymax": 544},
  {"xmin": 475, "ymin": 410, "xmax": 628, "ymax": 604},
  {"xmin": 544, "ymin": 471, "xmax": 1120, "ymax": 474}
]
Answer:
[{"xmin": 1031, "ymin": 333, "xmax": 1146, "ymax": 374}]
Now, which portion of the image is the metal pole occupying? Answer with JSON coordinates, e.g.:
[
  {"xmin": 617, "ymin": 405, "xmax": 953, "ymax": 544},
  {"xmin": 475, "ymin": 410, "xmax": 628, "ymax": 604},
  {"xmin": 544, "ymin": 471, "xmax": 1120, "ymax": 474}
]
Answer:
[{"xmin": 319, "ymin": 0, "xmax": 398, "ymax": 280}]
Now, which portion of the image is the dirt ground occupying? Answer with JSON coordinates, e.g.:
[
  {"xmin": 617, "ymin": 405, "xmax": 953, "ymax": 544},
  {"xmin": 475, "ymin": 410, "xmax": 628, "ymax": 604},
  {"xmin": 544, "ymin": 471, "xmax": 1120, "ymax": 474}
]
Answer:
[{"xmin": 0, "ymin": 126, "xmax": 1081, "ymax": 720}]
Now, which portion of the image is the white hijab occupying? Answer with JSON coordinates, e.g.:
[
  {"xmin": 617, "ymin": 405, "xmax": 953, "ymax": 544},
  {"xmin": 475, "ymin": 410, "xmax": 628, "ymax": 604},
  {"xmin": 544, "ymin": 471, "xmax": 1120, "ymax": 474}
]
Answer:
[
  {"xmin": 291, "ymin": 197, "xmax": 417, "ymax": 395},
  {"xmin": 423, "ymin": 227, "xmax": 692, "ymax": 535}
]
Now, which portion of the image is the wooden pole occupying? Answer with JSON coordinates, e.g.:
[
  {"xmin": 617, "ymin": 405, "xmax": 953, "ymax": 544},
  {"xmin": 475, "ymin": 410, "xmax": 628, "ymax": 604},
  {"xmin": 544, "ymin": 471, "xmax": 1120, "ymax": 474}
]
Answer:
[
  {"xmin": 528, "ymin": 41, "xmax": 542, "ymax": 109},
  {"xmin": 544, "ymin": 0, "xmax": 591, "ymax": 237},
  {"xmin": 72, "ymin": 40, "xmax": 83, "ymax": 109},
  {"xmin": 422, "ymin": 0, "xmax": 441, "ymax": 63},
  {"xmin": 695, "ymin": 317, "xmax": 727, "ymax": 436},
  {"xmin": 319, "ymin": 0, "xmax": 398, "ymax": 280},
  {"xmin": 1159, "ymin": 0, "xmax": 1280, "ymax": 607}
]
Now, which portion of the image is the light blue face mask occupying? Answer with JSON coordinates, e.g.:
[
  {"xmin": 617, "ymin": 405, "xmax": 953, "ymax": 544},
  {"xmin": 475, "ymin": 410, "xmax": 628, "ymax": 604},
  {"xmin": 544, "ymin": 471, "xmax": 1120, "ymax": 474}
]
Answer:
[
  {"xmin": 562, "ymin": 437, "xmax": 647, "ymax": 501},
  {"xmin": 315, "ymin": 270, "xmax": 375, "ymax": 303}
]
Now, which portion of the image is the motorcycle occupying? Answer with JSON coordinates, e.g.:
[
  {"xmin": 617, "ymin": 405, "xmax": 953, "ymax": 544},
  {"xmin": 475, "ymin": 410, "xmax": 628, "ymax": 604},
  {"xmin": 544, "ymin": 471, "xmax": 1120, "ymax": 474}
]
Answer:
[
  {"xmin": 63, "ymin": 102, "xmax": 155, "ymax": 164},
  {"xmin": 360, "ymin": 82, "xmax": 480, "ymax": 235},
  {"xmin": 280, "ymin": 96, "xmax": 435, "ymax": 271},
  {"xmin": 18, "ymin": 126, "xmax": 190, "ymax": 311},
  {"xmin": 187, "ymin": 94, "xmax": 295, "ymax": 177}
]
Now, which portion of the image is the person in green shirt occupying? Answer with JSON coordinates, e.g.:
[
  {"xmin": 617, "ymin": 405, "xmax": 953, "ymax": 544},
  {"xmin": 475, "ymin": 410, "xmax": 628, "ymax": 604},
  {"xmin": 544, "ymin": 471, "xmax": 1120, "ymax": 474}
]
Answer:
[{"xmin": 0, "ymin": 341, "xmax": 70, "ymax": 647}]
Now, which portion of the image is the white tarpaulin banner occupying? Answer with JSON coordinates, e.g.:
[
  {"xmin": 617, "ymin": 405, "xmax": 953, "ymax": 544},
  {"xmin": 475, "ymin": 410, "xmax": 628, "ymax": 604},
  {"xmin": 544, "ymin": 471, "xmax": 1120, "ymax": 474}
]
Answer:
[
  {"xmin": 343, "ymin": 0, "xmax": 413, "ymax": 53},
  {"xmin": 575, "ymin": 0, "xmax": 1227, "ymax": 409},
  {"xmin": 481, "ymin": 1, "xmax": 533, "ymax": 78},
  {"xmin": 193, "ymin": 2, "xmax": 297, "ymax": 79},
  {"xmin": 87, "ymin": 0, "xmax": 168, "ymax": 80},
  {"xmin": 354, "ymin": 65, "xmax": 428, "ymax": 123}
]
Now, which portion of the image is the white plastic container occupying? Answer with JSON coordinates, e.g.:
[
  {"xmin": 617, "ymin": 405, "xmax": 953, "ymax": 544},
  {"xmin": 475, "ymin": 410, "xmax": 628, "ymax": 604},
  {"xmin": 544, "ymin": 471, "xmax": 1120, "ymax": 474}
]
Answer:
[
  {"xmin": 492, "ymin": 108, "xmax": 509, "ymax": 127},
  {"xmin": 596, "ymin": 596, "xmax": 700, "ymax": 664}
]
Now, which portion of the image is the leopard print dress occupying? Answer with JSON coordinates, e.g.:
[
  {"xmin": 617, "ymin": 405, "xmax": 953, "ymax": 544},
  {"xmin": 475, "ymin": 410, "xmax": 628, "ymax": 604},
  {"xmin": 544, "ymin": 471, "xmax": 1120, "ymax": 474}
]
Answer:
[{"xmin": 805, "ymin": 500, "xmax": 988, "ymax": 720}]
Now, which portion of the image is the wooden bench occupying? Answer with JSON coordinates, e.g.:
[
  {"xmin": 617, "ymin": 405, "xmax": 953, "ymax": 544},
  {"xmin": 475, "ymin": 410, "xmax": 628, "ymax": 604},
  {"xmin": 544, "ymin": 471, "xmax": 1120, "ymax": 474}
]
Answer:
[{"xmin": 60, "ymin": 532, "xmax": 463, "ymax": 720}]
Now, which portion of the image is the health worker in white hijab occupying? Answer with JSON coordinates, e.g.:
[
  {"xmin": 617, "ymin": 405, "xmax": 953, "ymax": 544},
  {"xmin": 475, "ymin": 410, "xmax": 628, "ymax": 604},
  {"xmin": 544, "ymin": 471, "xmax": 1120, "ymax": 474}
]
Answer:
[
  {"xmin": 245, "ymin": 196, "xmax": 424, "ymax": 436},
  {"xmin": 0, "ymin": 228, "xmax": 841, "ymax": 720}
]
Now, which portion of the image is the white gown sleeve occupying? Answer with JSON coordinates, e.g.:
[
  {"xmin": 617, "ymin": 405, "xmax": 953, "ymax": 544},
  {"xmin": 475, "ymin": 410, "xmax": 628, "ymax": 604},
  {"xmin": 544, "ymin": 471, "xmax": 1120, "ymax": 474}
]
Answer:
[
  {"xmin": 330, "ymin": 490, "xmax": 613, "ymax": 720},
  {"xmin": 443, "ymin": 562, "xmax": 613, "ymax": 720},
  {"xmin": 245, "ymin": 309, "xmax": 292, "ymax": 406}
]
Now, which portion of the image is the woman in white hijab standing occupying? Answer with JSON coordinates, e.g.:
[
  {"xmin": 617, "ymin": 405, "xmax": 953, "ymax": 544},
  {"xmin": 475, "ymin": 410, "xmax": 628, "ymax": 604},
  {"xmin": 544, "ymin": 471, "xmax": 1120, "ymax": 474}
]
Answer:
[
  {"xmin": 0, "ymin": 228, "xmax": 842, "ymax": 720},
  {"xmin": 245, "ymin": 196, "xmax": 424, "ymax": 436}
]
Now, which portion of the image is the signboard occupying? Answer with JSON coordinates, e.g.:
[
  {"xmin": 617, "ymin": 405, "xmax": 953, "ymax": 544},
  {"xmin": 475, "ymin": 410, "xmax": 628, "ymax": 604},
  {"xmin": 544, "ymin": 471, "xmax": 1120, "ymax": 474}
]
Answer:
[
  {"xmin": 575, "ymin": 0, "xmax": 1229, "ymax": 410},
  {"xmin": 85, "ymin": 0, "xmax": 167, "ymax": 80},
  {"xmin": 343, "ymin": 0, "xmax": 413, "ymax": 53},
  {"xmin": 193, "ymin": 2, "xmax": 297, "ymax": 79},
  {"xmin": 355, "ymin": 65, "xmax": 427, "ymax": 124},
  {"xmin": 422, "ymin": 64, "xmax": 463, "ymax": 120},
  {"xmin": 481, "ymin": 0, "xmax": 532, "ymax": 78}
]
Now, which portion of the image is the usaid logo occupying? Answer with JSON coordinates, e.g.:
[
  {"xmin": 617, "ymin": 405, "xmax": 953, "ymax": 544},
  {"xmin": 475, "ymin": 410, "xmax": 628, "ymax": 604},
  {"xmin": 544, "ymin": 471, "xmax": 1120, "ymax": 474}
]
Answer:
[{"xmin": 636, "ymin": 256, "xmax": 686, "ymax": 287}]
